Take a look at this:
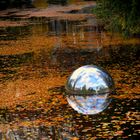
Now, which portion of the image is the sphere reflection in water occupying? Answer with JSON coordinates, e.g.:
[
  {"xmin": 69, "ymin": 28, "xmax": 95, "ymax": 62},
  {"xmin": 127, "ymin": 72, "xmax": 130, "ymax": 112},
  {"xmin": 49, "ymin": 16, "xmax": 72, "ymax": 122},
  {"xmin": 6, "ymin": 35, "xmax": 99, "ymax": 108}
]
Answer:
[{"xmin": 65, "ymin": 65, "xmax": 115, "ymax": 115}]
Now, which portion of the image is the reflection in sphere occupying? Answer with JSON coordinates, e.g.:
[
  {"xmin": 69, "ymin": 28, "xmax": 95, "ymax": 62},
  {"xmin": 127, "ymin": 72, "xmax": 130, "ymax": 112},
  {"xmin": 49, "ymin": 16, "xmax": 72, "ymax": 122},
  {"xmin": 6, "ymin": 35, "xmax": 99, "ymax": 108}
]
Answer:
[{"xmin": 65, "ymin": 65, "xmax": 115, "ymax": 115}]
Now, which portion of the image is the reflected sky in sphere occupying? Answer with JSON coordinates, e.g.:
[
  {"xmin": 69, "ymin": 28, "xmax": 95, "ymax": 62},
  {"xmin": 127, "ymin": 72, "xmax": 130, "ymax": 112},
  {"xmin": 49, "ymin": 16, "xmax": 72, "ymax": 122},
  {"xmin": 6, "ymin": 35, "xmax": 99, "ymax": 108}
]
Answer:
[
  {"xmin": 65, "ymin": 65, "xmax": 115, "ymax": 115},
  {"xmin": 67, "ymin": 95, "xmax": 111, "ymax": 114}
]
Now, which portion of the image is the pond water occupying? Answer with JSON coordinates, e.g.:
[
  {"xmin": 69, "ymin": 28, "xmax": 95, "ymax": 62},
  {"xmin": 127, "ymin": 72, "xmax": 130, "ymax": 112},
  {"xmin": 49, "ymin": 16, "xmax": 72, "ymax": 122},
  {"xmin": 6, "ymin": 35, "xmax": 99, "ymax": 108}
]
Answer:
[
  {"xmin": 0, "ymin": 2, "xmax": 140, "ymax": 139},
  {"xmin": 1, "ymin": 99, "xmax": 139, "ymax": 139}
]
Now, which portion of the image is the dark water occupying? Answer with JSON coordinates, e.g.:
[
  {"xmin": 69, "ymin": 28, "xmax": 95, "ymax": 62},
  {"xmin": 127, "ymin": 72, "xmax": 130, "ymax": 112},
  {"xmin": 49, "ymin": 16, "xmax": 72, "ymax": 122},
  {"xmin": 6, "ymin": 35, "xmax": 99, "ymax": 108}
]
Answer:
[
  {"xmin": 0, "ymin": 5, "xmax": 140, "ymax": 140},
  {"xmin": 0, "ymin": 0, "xmax": 68, "ymax": 10},
  {"xmin": 0, "ymin": 98, "xmax": 140, "ymax": 139}
]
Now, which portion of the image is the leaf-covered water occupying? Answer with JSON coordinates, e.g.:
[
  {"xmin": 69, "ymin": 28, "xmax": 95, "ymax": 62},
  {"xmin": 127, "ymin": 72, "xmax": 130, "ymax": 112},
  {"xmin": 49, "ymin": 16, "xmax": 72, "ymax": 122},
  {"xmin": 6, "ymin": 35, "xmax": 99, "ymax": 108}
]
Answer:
[{"xmin": 0, "ymin": 2, "xmax": 140, "ymax": 139}]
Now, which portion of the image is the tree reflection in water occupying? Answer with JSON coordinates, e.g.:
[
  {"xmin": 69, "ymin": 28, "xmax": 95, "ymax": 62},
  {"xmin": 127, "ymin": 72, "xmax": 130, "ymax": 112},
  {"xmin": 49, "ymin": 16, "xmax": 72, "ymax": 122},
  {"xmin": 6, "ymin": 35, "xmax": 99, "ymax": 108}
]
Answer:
[{"xmin": 0, "ymin": 3, "xmax": 140, "ymax": 139}]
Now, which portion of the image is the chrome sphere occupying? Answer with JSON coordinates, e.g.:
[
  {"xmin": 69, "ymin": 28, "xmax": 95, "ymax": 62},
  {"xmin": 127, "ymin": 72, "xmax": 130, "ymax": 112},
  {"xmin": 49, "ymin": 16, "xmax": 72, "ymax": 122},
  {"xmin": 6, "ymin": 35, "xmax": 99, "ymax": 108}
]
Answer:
[{"xmin": 65, "ymin": 65, "xmax": 115, "ymax": 115}]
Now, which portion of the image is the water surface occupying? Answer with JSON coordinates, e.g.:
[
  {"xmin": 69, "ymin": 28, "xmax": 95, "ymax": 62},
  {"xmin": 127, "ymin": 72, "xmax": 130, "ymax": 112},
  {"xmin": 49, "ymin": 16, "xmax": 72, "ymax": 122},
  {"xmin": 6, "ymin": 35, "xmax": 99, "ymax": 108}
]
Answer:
[{"xmin": 0, "ymin": 2, "xmax": 140, "ymax": 139}]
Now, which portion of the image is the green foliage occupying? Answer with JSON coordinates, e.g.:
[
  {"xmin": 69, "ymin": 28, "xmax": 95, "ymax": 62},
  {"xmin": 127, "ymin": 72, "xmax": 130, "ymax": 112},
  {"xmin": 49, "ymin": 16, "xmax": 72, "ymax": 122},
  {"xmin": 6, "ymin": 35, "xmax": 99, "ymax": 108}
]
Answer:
[{"xmin": 94, "ymin": 0, "xmax": 140, "ymax": 36}]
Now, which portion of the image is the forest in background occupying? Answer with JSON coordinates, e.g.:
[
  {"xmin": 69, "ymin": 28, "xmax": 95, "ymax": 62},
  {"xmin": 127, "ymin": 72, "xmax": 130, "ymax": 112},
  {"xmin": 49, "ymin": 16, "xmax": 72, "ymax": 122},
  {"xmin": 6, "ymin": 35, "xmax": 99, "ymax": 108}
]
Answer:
[
  {"xmin": 0, "ymin": 0, "xmax": 140, "ymax": 36},
  {"xmin": 94, "ymin": 0, "xmax": 140, "ymax": 36}
]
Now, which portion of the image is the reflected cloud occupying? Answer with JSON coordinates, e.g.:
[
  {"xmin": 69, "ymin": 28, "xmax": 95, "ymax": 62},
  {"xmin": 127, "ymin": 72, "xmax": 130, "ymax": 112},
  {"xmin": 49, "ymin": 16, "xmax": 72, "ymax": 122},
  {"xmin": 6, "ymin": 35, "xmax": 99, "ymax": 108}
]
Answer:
[
  {"xmin": 67, "ymin": 95, "xmax": 111, "ymax": 115},
  {"xmin": 66, "ymin": 65, "xmax": 115, "ymax": 114},
  {"xmin": 66, "ymin": 65, "xmax": 114, "ymax": 95}
]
